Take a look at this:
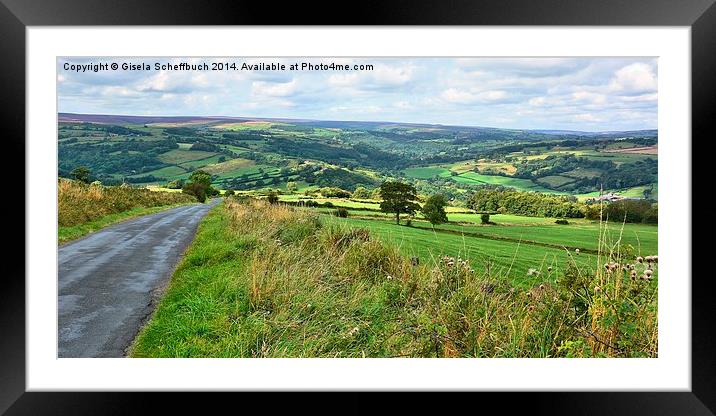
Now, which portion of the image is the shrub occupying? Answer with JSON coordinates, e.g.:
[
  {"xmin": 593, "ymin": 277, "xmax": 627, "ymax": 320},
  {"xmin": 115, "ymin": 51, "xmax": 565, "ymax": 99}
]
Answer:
[
  {"xmin": 555, "ymin": 219, "xmax": 569, "ymax": 225},
  {"xmin": 480, "ymin": 213, "xmax": 491, "ymax": 224},
  {"xmin": 166, "ymin": 179, "xmax": 184, "ymax": 189},
  {"xmin": 333, "ymin": 208, "xmax": 349, "ymax": 218},
  {"xmin": 69, "ymin": 166, "xmax": 91, "ymax": 184},
  {"xmin": 319, "ymin": 187, "xmax": 351, "ymax": 198},
  {"xmin": 182, "ymin": 182, "xmax": 207, "ymax": 203},
  {"xmin": 267, "ymin": 191, "xmax": 279, "ymax": 204}
]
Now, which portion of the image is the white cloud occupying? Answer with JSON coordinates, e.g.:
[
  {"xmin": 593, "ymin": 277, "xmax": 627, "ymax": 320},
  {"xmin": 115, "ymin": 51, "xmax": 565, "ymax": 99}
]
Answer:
[
  {"xmin": 441, "ymin": 88, "xmax": 475, "ymax": 104},
  {"xmin": 328, "ymin": 73, "xmax": 359, "ymax": 87},
  {"xmin": 251, "ymin": 80, "xmax": 298, "ymax": 97},
  {"xmin": 441, "ymin": 88, "xmax": 508, "ymax": 104},
  {"xmin": 372, "ymin": 65, "xmax": 414, "ymax": 85},
  {"xmin": 572, "ymin": 113, "xmax": 603, "ymax": 123},
  {"xmin": 394, "ymin": 100, "xmax": 413, "ymax": 109},
  {"xmin": 609, "ymin": 63, "xmax": 657, "ymax": 94},
  {"xmin": 572, "ymin": 91, "xmax": 607, "ymax": 104},
  {"xmin": 528, "ymin": 97, "xmax": 547, "ymax": 106}
]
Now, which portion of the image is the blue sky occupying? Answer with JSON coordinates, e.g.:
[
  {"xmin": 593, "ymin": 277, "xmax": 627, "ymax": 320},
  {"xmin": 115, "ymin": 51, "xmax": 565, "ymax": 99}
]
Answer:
[{"xmin": 57, "ymin": 57, "xmax": 657, "ymax": 131}]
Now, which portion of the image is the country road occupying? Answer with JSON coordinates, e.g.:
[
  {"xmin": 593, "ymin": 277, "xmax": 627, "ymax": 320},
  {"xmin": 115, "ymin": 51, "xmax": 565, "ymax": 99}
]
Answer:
[{"xmin": 58, "ymin": 199, "xmax": 220, "ymax": 358}]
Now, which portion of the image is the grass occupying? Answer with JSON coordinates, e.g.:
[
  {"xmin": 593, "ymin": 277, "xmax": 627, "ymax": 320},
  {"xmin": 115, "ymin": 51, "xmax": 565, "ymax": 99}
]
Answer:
[
  {"xmin": 58, "ymin": 178, "xmax": 196, "ymax": 228},
  {"xmin": 157, "ymin": 149, "xmax": 218, "ymax": 164},
  {"xmin": 131, "ymin": 198, "xmax": 657, "ymax": 358},
  {"xmin": 402, "ymin": 166, "xmax": 452, "ymax": 179},
  {"xmin": 451, "ymin": 172, "xmax": 563, "ymax": 193},
  {"xmin": 203, "ymin": 158, "xmax": 255, "ymax": 175},
  {"xmin": 322, "ymin": 215, "xmax": 602, "ymax": 287},
  {"xmin": 58, "ymin": 203, "xmax": 191, "ymax": 244}
]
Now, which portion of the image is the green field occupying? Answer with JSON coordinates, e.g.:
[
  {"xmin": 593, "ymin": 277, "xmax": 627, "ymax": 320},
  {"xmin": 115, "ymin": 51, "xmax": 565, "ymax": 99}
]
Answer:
[
  {"xmin": 157, "ymin": 149, "xmax": 217, "ymax": 164},
  {"xmin": 322, "ymin": 215, "xmax": 596, "ymax": 286},
  {"xmin": 320, "ymin": 212, "xmax": 656, "ymax": 287},
  {"xmin": 402, "ymin": 166, "xmax": 452, "ymax": 179}
]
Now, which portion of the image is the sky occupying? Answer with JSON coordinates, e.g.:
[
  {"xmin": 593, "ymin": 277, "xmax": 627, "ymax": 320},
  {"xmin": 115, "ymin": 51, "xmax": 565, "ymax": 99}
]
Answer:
[{"xmin": 57, "ymin": 57, "xmax": 657, "ymax": 131}]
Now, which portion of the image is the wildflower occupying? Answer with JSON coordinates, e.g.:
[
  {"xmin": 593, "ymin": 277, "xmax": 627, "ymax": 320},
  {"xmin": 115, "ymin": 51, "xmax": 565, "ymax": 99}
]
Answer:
[
  {"xmin": 637, "ymin": 256, "xmax": 644, "ymax": 264},
  {"xmin": 594, "ymin": 286, "xmax": 601, "ymax": 292},
  {"xmin": 547, "ymin": 266, "xmax": 553, "ymax": 272},
  {"xmin": 575, "ymin": 248, "xmax": 580, "ymax": 254},
  {"xmin": 539, "ymin": 284, "xmax": 545, "ymax": 290},
  {"xmin": 645, "ymin": 269, "xmax": 653, "ymax": 277},
  {"xmin": 348, "ymin": 326, "xmax": 359, "ymax": 336}
]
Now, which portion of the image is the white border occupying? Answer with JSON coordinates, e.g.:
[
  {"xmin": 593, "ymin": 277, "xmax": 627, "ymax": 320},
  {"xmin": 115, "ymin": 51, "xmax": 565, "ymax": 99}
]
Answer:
[{"xmin": 27, "ymin": 27, "xmax": 690, "ymax": 391}]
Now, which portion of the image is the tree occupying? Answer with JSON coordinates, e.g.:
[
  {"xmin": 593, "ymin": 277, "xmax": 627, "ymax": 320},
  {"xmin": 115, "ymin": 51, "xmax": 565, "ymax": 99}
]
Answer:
[
  {"xmin": 267, "ymin": 191, "xmax": 279, "ymax": 204},
  {"xmin": 224, "ymin": 189, "xmax": 235, "ymax": 197},
  {"xmin": 286, "ymin": 181, "xmax": 298, "ymax": 193},
  {"xmin": 481, "ymin": 213, "xmax": 491, "ymax": 224},
  {"xmin": 352, "ymin": 186, "xmax": 370, "ymax": 199},
  {"xmin": 70, "ymin": 166, "xmax": 91, "ymax": 184},
  {"xmin": 379, "ymin": 181, "xmax": 420, "ymax": 225},
  {"xmin": 182, "ymin": 170, "xmax": 215, "ymax": 203},
  {"xmin": 421, "ymin": 194, "xmax": 448, "ymax": 227}
]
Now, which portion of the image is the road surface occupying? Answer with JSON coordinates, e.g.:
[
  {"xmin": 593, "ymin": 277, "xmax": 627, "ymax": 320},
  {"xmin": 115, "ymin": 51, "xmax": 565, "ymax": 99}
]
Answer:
[{"xmin": 58, "ymin": 200, "xmax": 219, "ymax": 357}]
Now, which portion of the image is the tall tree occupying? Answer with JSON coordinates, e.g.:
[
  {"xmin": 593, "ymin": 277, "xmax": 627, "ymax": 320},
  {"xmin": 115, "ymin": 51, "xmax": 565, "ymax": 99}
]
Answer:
[
  {"xmin": 70, "ymin": 166, "xmax": 91, "ymax": 184},
  {"xmin": 379, "ymin": 181, "xmax": 420, "ymax": 224},
  {"xmin": 421, "ymin": 194, "xmax": 449, "ymax": 227}
]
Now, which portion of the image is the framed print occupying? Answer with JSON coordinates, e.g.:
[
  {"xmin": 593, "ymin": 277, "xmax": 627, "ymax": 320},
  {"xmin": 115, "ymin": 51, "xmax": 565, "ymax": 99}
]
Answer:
[{"xmin": 3, "ymin": 0, "xmax": 711, "ymax": 413}]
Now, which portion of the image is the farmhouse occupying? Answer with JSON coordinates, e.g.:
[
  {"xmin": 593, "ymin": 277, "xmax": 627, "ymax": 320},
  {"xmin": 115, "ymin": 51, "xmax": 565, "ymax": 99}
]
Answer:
[{"xmin": 591, "ymin": 193, "xmax": 625, "ymax": 203}]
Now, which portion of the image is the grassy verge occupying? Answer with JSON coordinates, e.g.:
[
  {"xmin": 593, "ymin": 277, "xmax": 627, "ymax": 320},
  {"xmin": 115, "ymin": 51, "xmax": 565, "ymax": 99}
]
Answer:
[
  {"xmin": 58, "ymin": 203, "xmax": 193, "ymax": 244},
  {"xmin": 130, "ymin": 199, "xmax": 657, "ymax": 358}
]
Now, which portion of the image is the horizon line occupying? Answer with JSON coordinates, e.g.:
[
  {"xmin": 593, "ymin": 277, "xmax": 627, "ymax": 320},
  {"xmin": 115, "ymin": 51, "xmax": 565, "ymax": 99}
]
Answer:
[{"xmin": 57, "ymin": 111, "xmax": 658, "ymax": 134}]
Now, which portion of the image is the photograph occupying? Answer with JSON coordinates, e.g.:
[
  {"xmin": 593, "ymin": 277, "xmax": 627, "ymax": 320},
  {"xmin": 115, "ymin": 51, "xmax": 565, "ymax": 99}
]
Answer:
[{"xmin": 57, "ymin": 56, "xmax": 659, "ymax": 359}]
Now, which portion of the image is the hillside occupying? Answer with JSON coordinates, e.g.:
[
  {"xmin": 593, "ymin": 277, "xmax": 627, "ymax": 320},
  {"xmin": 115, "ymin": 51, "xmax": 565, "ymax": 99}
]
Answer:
[{"xmin": 57, "ymin": 113, "xmax": 658, "ymax": 201}]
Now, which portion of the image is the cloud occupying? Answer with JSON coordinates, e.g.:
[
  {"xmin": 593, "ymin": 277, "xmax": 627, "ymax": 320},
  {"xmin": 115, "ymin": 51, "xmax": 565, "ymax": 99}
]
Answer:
[
  {"xmin": 57, "ymin": 57, "xmax": 657, "ymax": 131},
  {"xmin": 572, "ymin": 113, "xmax": 603, "ymax": 123},
  {"xmin": 251, "ymin": 80, "xmax": 298, "ymax": 97},
  {"xmin": 441, "ymin": 88, "xmax": 509, "ymax": 104},
  {"xmin": 609, "ymin": 63, "xmax": 657, "ymax": 94},
  {"xmin": 372, "ymin": 64, "xmax": 414, "ymax": 85},
  {"xmin": 328, "ymin": 73, "xmax": 359, "ymax": 87}
]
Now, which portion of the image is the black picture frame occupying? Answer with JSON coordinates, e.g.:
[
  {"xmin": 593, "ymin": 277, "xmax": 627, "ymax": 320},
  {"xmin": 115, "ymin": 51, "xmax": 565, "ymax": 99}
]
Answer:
[{"xmin": 2, "ymin": 0, "xmax": 709, "ymax": 413}]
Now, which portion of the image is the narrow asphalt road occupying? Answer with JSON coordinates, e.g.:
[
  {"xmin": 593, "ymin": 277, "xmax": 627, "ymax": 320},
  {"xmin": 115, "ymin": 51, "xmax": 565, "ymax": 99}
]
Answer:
[{"xmin": 58, "ymin": 199, "xmax": 220, "ymax": 358}]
